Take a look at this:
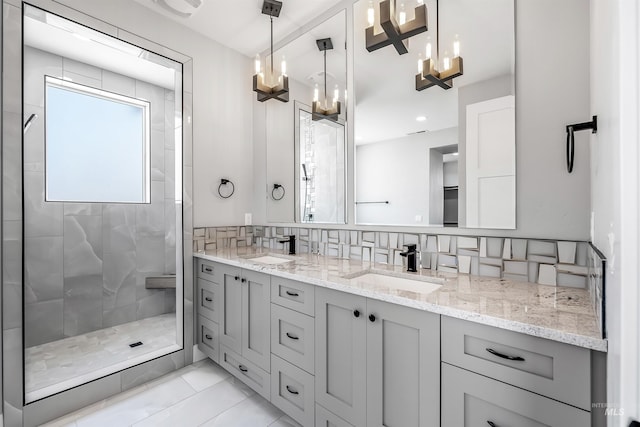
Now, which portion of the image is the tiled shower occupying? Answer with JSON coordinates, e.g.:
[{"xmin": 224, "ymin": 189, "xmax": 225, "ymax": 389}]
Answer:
[{"xmin": 22, "ymin": 46, "xmax": 179, "ymax": 400}]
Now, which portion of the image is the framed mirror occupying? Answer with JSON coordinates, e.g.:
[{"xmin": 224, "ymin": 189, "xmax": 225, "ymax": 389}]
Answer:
[
  {"xmin": 353, "ymin": 0, "xmax": 515, "ymax": 228},
  {"xmin": 265, "ymin": 9, "xmax": 347, "ymax": 224}
]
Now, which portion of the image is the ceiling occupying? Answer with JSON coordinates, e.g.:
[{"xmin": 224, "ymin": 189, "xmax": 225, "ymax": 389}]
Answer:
[{"xmin": 131, "ymin": 0, "xmax": 347, "ymax": 57}]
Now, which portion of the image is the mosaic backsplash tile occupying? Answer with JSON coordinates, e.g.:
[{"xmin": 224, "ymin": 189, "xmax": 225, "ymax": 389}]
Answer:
[{"xmin": 193, "ymin": 225, "xmax": 606, "ymax": 338}]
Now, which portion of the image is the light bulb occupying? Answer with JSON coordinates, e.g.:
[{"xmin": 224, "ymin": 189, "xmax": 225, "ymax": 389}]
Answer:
[
  {"xmin": 313, "ymin": 84, "xmax": 319, "ymax": 103},
  {"xmin": 254, "ymin": 54, "xmax": 261, "ymax": 75},
  {"xmin": 281, "ymin": 56, "xmax": 287, "ymax": 76},
  {"xmin": 367, "ymin": 1, "xmax": 375, "ymax": 27},
  {"xmin": 443, "ymin": 51, "xmax": 451, "ymax": 70},
  {"xmin": 453, "ymin": 35, "xmax": 460, "ymax": 57},
  {"xmin": 398, "ymin": 3, "xmax": 406, "ymax": 25},
  {"xmin": 417, "ymin": 53, "xmax": 423, "ymax": 74},
  {"xmin": 425, "ymin": 41, "xmax": 432, "ymax": 60},
  {"xmin": 333, "ymin": 84, "xmax": 339, "ymax": 105}
]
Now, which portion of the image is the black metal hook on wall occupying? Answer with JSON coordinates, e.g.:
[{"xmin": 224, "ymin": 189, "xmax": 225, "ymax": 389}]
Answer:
[{"xmin": 566, "ymin": 115, "xmax": 597, "ymax": 173}]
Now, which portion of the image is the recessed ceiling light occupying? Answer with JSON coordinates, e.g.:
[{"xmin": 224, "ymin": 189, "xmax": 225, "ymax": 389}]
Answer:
[{"xmin": 416, "ymin": 116, "xmax": 427, "ymax": 122}]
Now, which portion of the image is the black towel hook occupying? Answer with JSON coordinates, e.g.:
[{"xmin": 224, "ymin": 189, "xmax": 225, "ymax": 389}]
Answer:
[{"xmin": 566, "ymin": 115, "xmax": 597, "ymax": 173}]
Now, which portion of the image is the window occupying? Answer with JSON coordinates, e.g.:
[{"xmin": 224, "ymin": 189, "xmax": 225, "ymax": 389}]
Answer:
[{"xmin": 45, "ymin": 76, "xmax": 151, "ymax": 203}]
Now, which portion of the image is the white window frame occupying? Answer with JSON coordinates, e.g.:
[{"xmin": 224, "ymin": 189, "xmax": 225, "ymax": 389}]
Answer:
[{"xmin": 44, "ymin": 75, "xmax": 151, "ymax": 203}]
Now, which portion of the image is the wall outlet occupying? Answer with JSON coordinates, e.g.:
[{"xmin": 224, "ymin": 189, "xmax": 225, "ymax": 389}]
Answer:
[
  {"xmin": 415, "ymin": 215, "xmax": 423, "ymax": 222},
  {"xmin": 244, "ymin": 213, "xmax": 252, "ymax": 225}
]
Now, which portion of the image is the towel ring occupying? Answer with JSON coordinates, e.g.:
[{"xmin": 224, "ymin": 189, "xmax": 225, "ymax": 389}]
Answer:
[
  {"xmin": 272, "ymin": 184, "xmax": 285, "ymax": 201},
  {"xmin": 218, "ymin": 179, "xmax": 235, "ymax": 199}
]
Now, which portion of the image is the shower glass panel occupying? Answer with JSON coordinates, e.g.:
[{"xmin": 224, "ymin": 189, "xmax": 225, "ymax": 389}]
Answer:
[
  {"xmin": 22, "ymin": 5, "xmax": 183, "ymax": 403},
  {"xmin": 295, "ymin": 103, "xmax": 346, "ymax": 224}
]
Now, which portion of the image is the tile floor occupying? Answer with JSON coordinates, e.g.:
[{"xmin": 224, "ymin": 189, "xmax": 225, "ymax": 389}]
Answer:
[
  {"xmin": 26, "ymin": 313, "xmax": 179, "ymax": 402},
  {"xmin": 43, "ymin": 359, "xmax": 301, "ymax": 427}
]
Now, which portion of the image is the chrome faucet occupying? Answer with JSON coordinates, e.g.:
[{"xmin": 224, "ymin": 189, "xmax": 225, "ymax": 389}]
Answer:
[
  {"xmin": 400, "ymin": 244, "xmax": 418, "ymax": 272},
  {"xmin": 278, "ymin": 235, "xmax": 296, "ymax": 255}
]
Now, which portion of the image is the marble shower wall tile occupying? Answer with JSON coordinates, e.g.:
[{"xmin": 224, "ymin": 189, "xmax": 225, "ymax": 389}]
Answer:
[{"xmin": 22, "ymin": 47, "xmax": 180, "ymax": 345}]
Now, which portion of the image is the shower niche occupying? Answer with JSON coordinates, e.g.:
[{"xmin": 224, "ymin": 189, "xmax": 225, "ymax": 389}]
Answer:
[{"xmin": 20, "ymin": 4, "xmax": 186, "ymax": 403}]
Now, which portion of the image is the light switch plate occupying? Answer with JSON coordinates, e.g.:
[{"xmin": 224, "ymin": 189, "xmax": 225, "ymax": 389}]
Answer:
[{"xmin": 244, "ymin": 213, "xmax": 252, "ymax": 225}]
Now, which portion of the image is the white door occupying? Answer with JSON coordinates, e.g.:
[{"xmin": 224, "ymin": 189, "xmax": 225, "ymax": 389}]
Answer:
[{"xmin": 466, "ymin": 95, "xmax": 516, "ymax": 229}]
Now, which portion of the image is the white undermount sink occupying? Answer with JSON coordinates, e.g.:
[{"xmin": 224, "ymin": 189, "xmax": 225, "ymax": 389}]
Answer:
[
  {"xmin": 246, "ymin": 255, "xmax": 294, "ymax": 265},
  {"xmin": 348, "ymin": 271, "xmax": 443, "ymax": 294}
]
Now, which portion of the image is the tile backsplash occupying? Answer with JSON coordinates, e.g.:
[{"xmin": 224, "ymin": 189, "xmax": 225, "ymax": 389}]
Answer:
[{"xmin": 193, "ymin": 225, "xmax": 606, "ymax": 338}]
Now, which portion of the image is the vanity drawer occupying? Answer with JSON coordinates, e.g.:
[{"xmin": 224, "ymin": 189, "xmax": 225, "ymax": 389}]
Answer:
[
  {"xmin": 442, "ymin": 363, "xmax": 590, "ymax": 427},
  {"xmin": 271, "ymin": 276, "xmax": 314, "ymax": 316},
  {"xmin": 197, "ymin": 259, "xmax": 218, "ymax": 281},
  {"xmin": 316, "ymin": 404, "xmax": 354, "ymax": 427},
  {"xmin": 270, "ymin": 354, "xmax": 315, "ymax": 427},
  {"xmin": 196, "ymin": 315, "xmax": 219, "ymax": 363},
  {"xmin": 441, "ymin": 316, "xmax": 591, "ymax": 410},
  {"xmin": 219, "ymin": 345, "xmax": 270, "ymax": 401},
  {"xmin": 197, "ymin": 278, "xmax": 219, "ymax": 322},
  {"xmin": 271, "ymin": 304, "xmax": 315, "ymax": 374}
]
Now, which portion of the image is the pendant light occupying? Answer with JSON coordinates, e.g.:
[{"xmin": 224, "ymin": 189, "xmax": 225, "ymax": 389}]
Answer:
[
  {"xmin": 415, "ymin": 0, "xmax": 463, "ymax": 90},
  {"xmin": 312, "ymin": 38, "xmax": 341, "ymax": 122},
  {"xmin": 253, "ymin": 0, "xmax": 289, "ymax": 102},
  {"xmin": 365, "ymin": 0, "xmax": 428, "ymax": 55}
]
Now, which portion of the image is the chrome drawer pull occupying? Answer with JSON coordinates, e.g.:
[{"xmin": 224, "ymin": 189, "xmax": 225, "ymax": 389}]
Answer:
[
  {"xmin": 238, "ymin": 365, "xmax": 248, "ymax": 373},
  {"xmin": 486, "ymin": 348, "xmax": 525, "ymax": 361},
  {"xmin": 205, "ymin": 297, "xmax": 213, "ymax": 302},
  {"xmin": 205, "ymin": 334, "xmax": 212, "ymax": 340},
  {"xmin": 286, "ymin": 332, "xmax": 299, "ymax": 340},
  {"xmin": 487, "ymin": 421, "xmax": 497, "ymax": 427},
  {"xmin": 286, "ymin": 385, "xmax": 299, "ymax": 395},
  {"xmin": 285, "ymin": 290, "xmax": 299, "ymax": 297}
]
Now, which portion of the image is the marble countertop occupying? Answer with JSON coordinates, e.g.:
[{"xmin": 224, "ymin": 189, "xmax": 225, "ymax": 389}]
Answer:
[{"xmin": 194, "ymin": 247, "xmax": 607, "ymax": 352}]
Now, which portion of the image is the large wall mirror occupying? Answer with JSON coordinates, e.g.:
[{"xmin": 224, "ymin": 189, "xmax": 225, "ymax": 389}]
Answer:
[
  {"xmin": 354, "ymin": 0, "xmax": 516, "ymax": 229},
  {"xmin": 265, "ymin": 10, "xmax": 347, "ymax": 224}
]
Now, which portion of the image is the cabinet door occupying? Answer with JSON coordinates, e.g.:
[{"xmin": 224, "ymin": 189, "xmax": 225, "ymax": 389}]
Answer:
[
  {"xmin": 241, "ymin": 269, "xmax": 271, "ymax": 371},
  {"xmin": 219, "ymin": 265, "xmax": 242, "ymax": 354},
  {"xmin": 315, "ymin": 287, "xmax": 367, "ymax": 427},
  {"xmin": 366, "ymin": 299, "xmax": 440, "ymax": 427},
  {"xmin": 442, "ymin": 363, "xmax": 590, "ymax": 427}
]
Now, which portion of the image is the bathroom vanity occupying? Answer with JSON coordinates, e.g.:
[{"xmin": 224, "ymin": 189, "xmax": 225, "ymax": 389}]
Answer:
[{"xmin": 194, "ymin": 248, "xmax": 605, "ymax": 427}]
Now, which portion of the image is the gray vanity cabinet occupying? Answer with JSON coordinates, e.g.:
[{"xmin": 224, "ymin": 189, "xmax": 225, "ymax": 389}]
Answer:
[
  {"xmin": 366, "ymin": 299, "xmax": 440, "ymax": 427},
  {"xmin": 219, "ymin": 265, "xmax": 243, "ymax": 355},
  {"xmin": 218, "ymin": 265, "xmax": 271, "ymax": 370},
  {"xmin": 315, "ymin": 288, "xmax": 367, "ymax": 426},
  {"xmin": 441, "ymin": 363, "xmax": 590, "ymax": 426},
  {"xmin": 315, "ymin": 287, "xmax": 440, "ymax": 427},
  {"xmin": 216, "ymin": 263, "xmax": 271, "ymax": 398}
]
